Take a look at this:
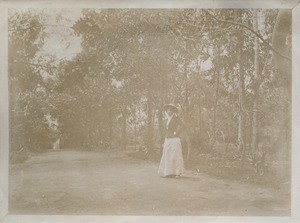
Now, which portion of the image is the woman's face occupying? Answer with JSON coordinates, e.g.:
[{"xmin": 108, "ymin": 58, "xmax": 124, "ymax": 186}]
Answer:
[{"xmin": 166, "ymin": 109, "xmax": 173, "ymax": 117}]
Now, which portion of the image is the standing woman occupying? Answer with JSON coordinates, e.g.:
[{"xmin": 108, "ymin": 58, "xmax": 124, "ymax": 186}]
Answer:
[{"xmin": 158, "ymin": 104, "xmax": 185, "ymax": 179}]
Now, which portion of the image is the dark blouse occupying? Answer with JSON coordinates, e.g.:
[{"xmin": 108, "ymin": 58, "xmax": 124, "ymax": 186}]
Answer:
[{"xmin": 165, "ymin": 115, "xmax": 183, "ymax": 138}]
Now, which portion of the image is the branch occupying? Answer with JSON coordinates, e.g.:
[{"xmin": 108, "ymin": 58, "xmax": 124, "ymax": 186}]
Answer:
[
  {"xmin": 8, "ymin": 24, "xmax": 74, "ymax": 32},
  {"xmin": 9, "ymin": 25, "xmax": 40, "ymax": 32},
  {"xmin": 174, "ymin": 83, "xmax": 181, "ymax": 91},
  {"xmin": 10, "ymin": 61, "xmax": 58, "ymax": 69},
  {"xmin": 203, "ymin": 10, "xmax": 291, "ymax": 61}
]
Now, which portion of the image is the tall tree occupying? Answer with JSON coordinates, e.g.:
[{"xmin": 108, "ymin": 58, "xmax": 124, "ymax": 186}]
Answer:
[{"xmin": 251, "ymin": 9, "xmax": 260, "ymax": 161}]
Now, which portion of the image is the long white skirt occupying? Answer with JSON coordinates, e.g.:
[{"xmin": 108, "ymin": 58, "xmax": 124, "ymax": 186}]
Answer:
[{"xmin": 158, "ymin": 137, "xmax": 185, "ymax": 176}]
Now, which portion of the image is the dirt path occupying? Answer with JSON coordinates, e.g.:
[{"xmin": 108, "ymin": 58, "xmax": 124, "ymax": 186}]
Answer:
[{"xmin": 9, "ymin": 149, "xmax": 290, "ymax": 216}]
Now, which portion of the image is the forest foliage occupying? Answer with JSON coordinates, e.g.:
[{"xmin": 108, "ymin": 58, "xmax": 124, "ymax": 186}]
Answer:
[{"xmin": 8, "ymin": 9, "xmax": 291, "ymax": 179}]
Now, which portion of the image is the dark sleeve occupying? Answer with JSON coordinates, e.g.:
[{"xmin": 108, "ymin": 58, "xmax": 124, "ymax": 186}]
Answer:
[{"xmin": 175, "ymin": 117, "xmax": 184, "ymax": 135}]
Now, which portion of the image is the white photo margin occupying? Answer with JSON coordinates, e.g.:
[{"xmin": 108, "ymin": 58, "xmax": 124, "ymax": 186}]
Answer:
[{"xmin": 0, "ymin": 1, "xmax": 299, "ymax": 222}]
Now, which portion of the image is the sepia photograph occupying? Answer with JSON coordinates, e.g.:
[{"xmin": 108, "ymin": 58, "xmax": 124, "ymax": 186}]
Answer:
[{"xmin": 1, "ymin": 0, "xmax": 300, "ymax": 222}]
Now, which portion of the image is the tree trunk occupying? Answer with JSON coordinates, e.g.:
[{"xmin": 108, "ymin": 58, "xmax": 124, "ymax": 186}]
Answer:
[
  {"xmin": 211, "ymin": 65, "xmax": 220, "ymax": 151},
  {"xmin": 198, "ymin": 96, "xmax": 202, "ymax": 151},
  {"xmin": 272, "ymin": 9, "xmax": 291, "ymax": 176},
  {"xmin": 251, "ymin": 9, "xmax": 260, "ymax": 161},
  {"xmin": 272, "ymin": 10, "xmax": 291, "ymax": 89},
  {"xmin": 235, "ymin": 10, "xmax": 246, "ymax": 168},
  {"xmin": 248, "ymin": 109, "xmax": 253, "ymax": 153},
  {"xmin": 134, "ymin": 106, "xmax": 137, "ymax": 150},
  {"xmin": 158, "ymin": 100, "xmax": 165, "ymax": 149},
  {"xmin": 121, "ymin": 104, "xmax": 127, "ymax": 150},
  {"xmin": 147, "ymin": 96, "xmax": 154, "ymax": 149},
  {"xmin": 225, "ymin": 120, "xmax": 231, "ymax": 154},
  {"xmin": 238, "ymin": 71, "xmax": 245, "ymax": 152},
  {"xmin": 108, "ymin": 110, "xmax": 113, "ymax": 149}
]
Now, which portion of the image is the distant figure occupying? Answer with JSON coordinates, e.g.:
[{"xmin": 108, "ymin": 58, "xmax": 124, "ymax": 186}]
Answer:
[
  {"xmin": 53, "ymin": 138, "xmax": 60, "ymax": 150},
  {"xmin": 158, "ymin": 104, "xmax": 185, "ymax": 179}
]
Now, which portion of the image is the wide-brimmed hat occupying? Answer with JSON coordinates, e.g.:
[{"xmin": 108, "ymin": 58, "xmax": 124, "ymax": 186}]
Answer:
[{"xmin": 163, "ymin": 104, "xmax": 179, "ymax": 113}]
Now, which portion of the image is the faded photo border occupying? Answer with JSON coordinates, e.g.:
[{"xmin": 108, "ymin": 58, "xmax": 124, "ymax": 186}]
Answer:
[{"xmin": 0, "ymin": 0, "xmax": 300, "ymax": 222}]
